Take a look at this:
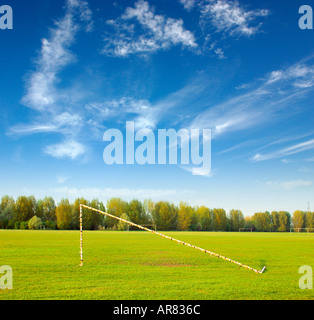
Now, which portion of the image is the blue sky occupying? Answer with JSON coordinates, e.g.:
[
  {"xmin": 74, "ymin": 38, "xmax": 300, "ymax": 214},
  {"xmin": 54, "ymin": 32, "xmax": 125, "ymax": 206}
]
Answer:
[{"xmin": 1, "ymin": 0, "xmax": 314, "ymax": 215}]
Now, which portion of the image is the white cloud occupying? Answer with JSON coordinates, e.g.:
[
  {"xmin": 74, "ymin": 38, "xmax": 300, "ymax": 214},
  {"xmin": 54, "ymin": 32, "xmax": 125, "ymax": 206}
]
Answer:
[
  {"xmin": 251, "ymin": 139, "xmax": 314, "ymax": 162},
  {"xmin": 10, "ymin": 112, "xmax": 83, "ymax": 136},
  {"xmin": 44, "ymin": 140, "xmax": 87, "ymax": 160},
  {"xmin": 214, "ymin": 48, "xmax": 225, "ymax": 59},
  {"xmin": 200, "ymin": 0, "xmax": 269, "ymax": 37},
  {"xmin": 11, "ymin": 0, "xmax": 92, "ymax": 160},
  {"xmin": 267, "ymin": 180, "xmax": 312, "ymax": 191},
  {"xmin": 298, "ymin": 166, "xmax": 312, "ymax": 173},
  {"xmin": 56, "ymin": 175, "xmax": 70, "ymax": 184},
  {"xmin": 22, "ymin": 0, "xmax": 93, "ymax": 112},
  {"xmin": 103, "ymin": 0, "xmax": 197, "ymax": 57},
  {"xmin": 86, "ymin": 97, "xmax": 157, "ymax": 129},
  {"xmin": 190, "ymin": 60, "xmax": 314, "ymax": 138},
  {"xmin": 265, "ymin": 64, "xmax": 314, "ymax": 87},
  {"xmin": 179, "ymin": 0, "xmax": 196, "ymax": 11}
]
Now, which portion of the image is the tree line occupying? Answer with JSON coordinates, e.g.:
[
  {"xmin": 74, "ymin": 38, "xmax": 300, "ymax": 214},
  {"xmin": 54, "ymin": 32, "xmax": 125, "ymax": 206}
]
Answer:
[{"xmin": 0, "ymin": 195, "xmax": 313, "ymax": 232}]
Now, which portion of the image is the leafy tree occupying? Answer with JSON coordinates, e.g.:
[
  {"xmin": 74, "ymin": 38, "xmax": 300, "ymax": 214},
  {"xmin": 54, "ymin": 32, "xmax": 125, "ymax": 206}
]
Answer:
[
  {"xmin": 36, "ymin": 199, "xmax": 44, "ymax": 219},
  {"xmin": 86, "ymin": 199, "xmax": 105, "ymax": 230},
  {"xmin": 197, "ymin": 206, "xmax": 212, "ymax": 231},
  {"xmin": 127, "ymin": 200, "xmax": 147, "ymax": 226},
  {"xmin": 271, "ymin": 211, "xmax": 280, "ymax": 232},
  {"xmin": 71, "ymin": 198, "xmax": 88, "ymax": 229},
  {"xmin": 177, "ymin": 202, "xmax": 193, "ymax": 231},
  {"xmin": 15, "ymin": 196, "xmax": 35, "ymax": 222},
  {"xmin": 306, "ymin": 212, "xmax": 314, "ymax": 229},
  {"xmin": 292, "ymin": 210, "xmax": 305, "ymax": 229},
  {"xmin": 106, "ymin": 198, "xmax": 128, "ymax": 229},
  {"xmin": 229, "ymin": 210, "xmax": 245, "ymax": 231},
  {"xmin": 244, "ymin": 216, "xmax": 255, "ymax": 230},
  {"xmin": 0, "ymin": 195, "xmax": 16, "ymax": 224},
  {"xmin": 45, "ymin": 220, "xmax": 56, "ymax": 230},
  {"xmin": 278, "ymin": 211, "xmax": 291, "ymax": 232},
  {"xmin": 117, "ymin": 213, "xmax": 130, "ymax": 231},
  {"xmin": 28, "ymin": 216, "xmax": 43, "ymax": 230},
  {"xmin": 20, "ymin": 221, "xmax": 28, "ymax": 230},
  {"xmin": 152, "ymin": 201, "xmax": 177, "ymax": 231},
  {"xmin": 42, "ymin": 197, "xmax": 56, "ymax": 222},
  {"xmin": 213, "ymin": 209, "xmax": 227, "ymax": 231},
  {"xmin": 56, "ymin": 199, "xmax": 73, "ymax": 230},
  {"xmin": 143, "ymin": 199, "xmax": 155, "ymax": 223},
  {"xmin": 253, "ymin": 212, "xmax": 271, "ymax": 232}
]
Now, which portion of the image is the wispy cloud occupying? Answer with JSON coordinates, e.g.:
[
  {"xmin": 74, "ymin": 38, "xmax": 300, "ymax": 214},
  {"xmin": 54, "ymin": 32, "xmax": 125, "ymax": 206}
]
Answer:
[
  {"xmin": 86, "ymin": 97, "xmax": 157, "ymax": 129},
  {"xmin": 11, "ymin": 0, "xmax": 93, "ymax": 159},
  {"xmin": 44, "ymin": 140, "xmax": 87, "ymax": 160},
  {"xmin": 199, "ymin": 0, "xmax": 269, "ymax": 37},
  {"xmin": 266, "ymin": 180, "xmax": 312, "ymax": 191},
  {"xmin": 103, "ymin": 0, "xmax": 197, "ymax": 57},
  {"xmin": 22, "ymin": 0, "xmax": 93, "ymax": 112},
  {"xmin": 179, "ymin": 0, "xmax": 197, "ymax": 11},
  {"xmin": 56, "ymin": 175, "xmax": 70, "ymax": 184},
  {"xmin": 265, "ymin": 63, "xmax": 314, "ymax": 87},
  {"xmin": 251, "ymin": 139, "xmax": 314, "ymax": 162},
  {"xmin": 190, "ymin": 60, "xmax": 314, "ymax": 138},
  {"xmin": 298, "ymin": 166, "xmax": 312, "ymax": 173},
  {"xmin": 10, "ymin": 112, "xmax": 83, "ymax": 136},
  {"xmin": 214, "ymin": 48, "xmax": 225, "ymax": 59}
]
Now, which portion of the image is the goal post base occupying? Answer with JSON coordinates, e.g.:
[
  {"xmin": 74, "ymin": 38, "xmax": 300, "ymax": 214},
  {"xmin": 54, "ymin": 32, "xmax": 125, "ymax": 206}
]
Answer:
[{"xmin": 260, "ymin": 266, "xmax": 266, "ymax": 274}]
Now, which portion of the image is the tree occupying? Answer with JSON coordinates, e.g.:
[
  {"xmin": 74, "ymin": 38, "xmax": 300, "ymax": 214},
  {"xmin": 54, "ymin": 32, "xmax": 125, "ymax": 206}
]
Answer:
[
  {"xmin": 244, "ymin": 216, "xmax": 255, "ymax": 230},
  {"xmin": 0, "ymin": 195, "xmax": 16, "ymax": 225},
  {"xmin": 278, "ymin": 211, "xmax": 291, "ymax": 232},
  {"xmin": 213, "ymin": 209, "xmax": 227, "ymax": 231},
  {"xmin": 36, "ymin": 199, "xmax": 44, "ymax": 219},
  {"xmin": 197, "ymin": 206, "xmax": 212, "ymax": 231},
  {"xmin": 72, "ymin": 198, "xmax": 88, "ymax": 229},
  {"xmin": 177, "ymin": 202, "xmax": 193, "ymax": 231},
  {"xmin": 143, "ymin": 199, "xmax": 154, "ymax": 223},
  {"xmin": 87, "ymin": 199, "xmax": 105, "ymax": 230},
  {"xmin": 117, "ymin": 213, "xmax": 130, "ymax": 231},
  {"xmin": 28, "ymin": 216, "xmax": 43, "ymax": 230},
  {"xmin": 292, "ymin": 210, "xmax": 305, "ymax": 229},
  {"xmin": 253, "ymin": 212, "xmax": 271, "ymax": 232},
  {"xmin": 15, "ymin": 196, "xmax": 35, "ymax": 222},
  {"xmin": 106, "ymin": 198, "xmax": 128, "ymax": 229},
  {"xmin": 127, "ymin": 200, "xmax": 146, "ymax": 226},
  {"xmin": 271, "ymin": 211, "xmax": 280, "ymax": 232},
  {"xmin": 0, "ymin": 195, "xmax": 15, "ymax": 214},
  {"xmin": 152, "ymin": 201, "xmax": 177, "ymax": 231},
  {"xmin": 306, "ymin": 212, "xmax": 314, "ymax": 229},
  {"xmin": 229, "ymin": 210, "xmax": 245, "ymax": 231},
  {"xmin": 56, "ymin": 199, "xmax": 72, "ymax": 230},
  {"xmin": 42, "ymin": 197, "xmax": 56, "ymax": 222}
]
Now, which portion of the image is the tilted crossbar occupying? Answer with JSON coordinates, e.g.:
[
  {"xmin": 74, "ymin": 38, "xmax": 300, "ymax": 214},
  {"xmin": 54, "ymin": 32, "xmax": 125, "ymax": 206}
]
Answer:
[{"xmin": 79, "ymin": 204, "xmax": 266, "ymax": 274}]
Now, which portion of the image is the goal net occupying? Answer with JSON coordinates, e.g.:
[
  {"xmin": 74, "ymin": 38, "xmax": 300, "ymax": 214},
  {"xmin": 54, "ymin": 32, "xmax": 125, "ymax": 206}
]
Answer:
[{"xmin": 239, "ymin": 228, "xmax": 253, "ymax": 232}]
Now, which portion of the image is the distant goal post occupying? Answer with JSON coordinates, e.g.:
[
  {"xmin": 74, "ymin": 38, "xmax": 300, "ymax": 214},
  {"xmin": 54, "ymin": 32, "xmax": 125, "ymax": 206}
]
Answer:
[
  {"xmin": 290, "ymin": 228, "xmax": 314, "ymax": 233},
  {"xmin": 239, "ymin": 228, "xmax": 253, "ymax": 232}
]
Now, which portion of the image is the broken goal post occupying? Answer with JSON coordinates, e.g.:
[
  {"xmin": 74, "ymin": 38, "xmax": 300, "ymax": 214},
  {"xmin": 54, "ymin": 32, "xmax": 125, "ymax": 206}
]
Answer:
[{"xmin": 79, "ymin": 204, "xmax": 266, "ymax": 274}]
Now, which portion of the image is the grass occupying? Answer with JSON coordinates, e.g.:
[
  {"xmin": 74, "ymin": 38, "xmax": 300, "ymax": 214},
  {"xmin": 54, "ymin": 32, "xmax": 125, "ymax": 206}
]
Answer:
[{"xmin": 0, "ymin": 230, "xmax": 313, "ymax": 300}]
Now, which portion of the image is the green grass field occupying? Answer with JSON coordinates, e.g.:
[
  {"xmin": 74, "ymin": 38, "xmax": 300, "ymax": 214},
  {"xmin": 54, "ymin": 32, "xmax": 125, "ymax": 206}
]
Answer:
[{"xmin": 0, "ymin": 230, "xmax": 313, "ymax": 300}]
